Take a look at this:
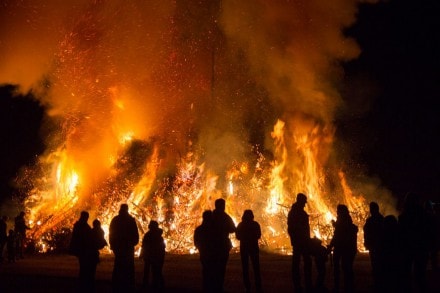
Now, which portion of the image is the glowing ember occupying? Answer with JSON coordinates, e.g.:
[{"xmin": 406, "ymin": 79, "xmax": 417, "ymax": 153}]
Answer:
[{"xmin": 0, "ymin": 1, "xmax": 396, "ymax": 253}]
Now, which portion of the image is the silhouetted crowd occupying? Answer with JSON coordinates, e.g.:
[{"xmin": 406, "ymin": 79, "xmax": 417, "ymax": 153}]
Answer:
[
  {"xmin": 288, "ymin": 192, "xmax": 440, "ymax": 293},
  {"xmin": 0, "ymin": 211, "xmax": 30, "ymax": 264},
  {"xmin": 0, "ymin": 192, "xmax": 439, "ymax": 293},
  {"xmin": 363, "ymin": 193, "xmax": 440, "ymax": 293}
]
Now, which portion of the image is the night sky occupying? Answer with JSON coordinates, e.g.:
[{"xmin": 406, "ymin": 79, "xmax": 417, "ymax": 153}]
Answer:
[
  {"xmin": 0, "ymin": 0, "xmax": 439, "ymax": 209},
  {"xmin": 340, "ymin": 0, "xmax": 440, "ymax": 207}
]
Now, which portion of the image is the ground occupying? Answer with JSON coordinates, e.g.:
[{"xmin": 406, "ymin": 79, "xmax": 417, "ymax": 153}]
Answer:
[{"xmin": 0, "ymin": 252, "xmax": 439, "ymax": 292}]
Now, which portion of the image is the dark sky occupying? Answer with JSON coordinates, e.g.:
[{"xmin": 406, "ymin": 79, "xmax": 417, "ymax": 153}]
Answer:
[
  {"xmin": 0, "ymin": 85, "xmax": 45, "ymax": 202},
  {"xmin": 340, "ymin": 0, "xmax": 440, "ymax": 207},
  {"xmin": 0, "ymin": 0, "xmax": 439, "ymax": 207}
]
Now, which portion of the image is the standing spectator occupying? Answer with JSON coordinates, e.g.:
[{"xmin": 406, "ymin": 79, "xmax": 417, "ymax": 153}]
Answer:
[
  {"xmin": 109, "ymin": 204, "xmax": 139, "ymax": 293},
  {"xmin": 381, "ymin": 215, "xmax": 399, "ymax": 292},
  {"xmin": 6, "ymin": 229, "xmax": 15, "ymax": 263},
  {"xmin": 327, "ymin": 204, "xmax": 358, "ymax": 293},
  {"xmin": 212, "ymin": 198, "xmax": 236, "ymax": 292},
  {"xmin": 397, "ymin": 192, "xmax": 430, "ymax": 293},
  {"xmin": 287, "ymin": 193, "xmax": 312, "ymax": 293},
  {"xmin": 91, "ymin": 219, "xmax": 108, "ymax": 262},
  {"xmin": 194, "ymin": 210, "xmax": 215, "ymax": 292},
  {"xmin": 425, "ymin": 200, "xmax": 440, "ymax": 271},
  {"xmin": 235, "ymin": 209, "xmax": 262, "ymax": 293},
  {"xmin": 363, "ymin": 201, "xmax": 384, "ymax": 292},
  {"xmin": 69, "ymin": 211, "xmax": 96, "ymax": 293},
  {"xmin": 0, "ymin": 216, "xmax": 7, "ymax": 263},
  {"xmin": 14, "ymin": 211, "xmax": 30, "ymax": 259},
  {"xmin": 141, "ymin": 220, "xmax": 166, "ymax": 292}
]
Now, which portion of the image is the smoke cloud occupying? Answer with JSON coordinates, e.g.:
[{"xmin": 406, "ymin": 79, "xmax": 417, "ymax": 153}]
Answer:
[{"xmin": 0, "ymin": 0, "xmax": 394, "ymax": 251}]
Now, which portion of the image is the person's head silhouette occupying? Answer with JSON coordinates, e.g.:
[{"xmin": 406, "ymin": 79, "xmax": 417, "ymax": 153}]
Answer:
[
  {"xmin": 369, "ymin": 201, "xmax": 379, "ymax": 215},
  {"xmin": 242, "ymin": 210, "xmax": 254, "ymax": 222},
  {"xmin": 148, "ymin": 220, "xmax": 159, "ymax": 230},
  {"xmin": 202, "ymin": 210, "xmax": 213, "ymax": 222},
  {"xmin": 215, "ymin": 198, "xmax": 226, "ymax": 212},
  {"xmin": 80, "ymin": 211, "xmax": 89, "ymax": 222},
  {"xmin": 93, "ymin": 219, "xmax": 101, "ymax": 228},
  {"xmin": 119, "ymin": 204, "xmax": 129, "ymax": 215},
  {"xmin": 296, "ymin": 193, "xmax": 307, "ymax": 208}
]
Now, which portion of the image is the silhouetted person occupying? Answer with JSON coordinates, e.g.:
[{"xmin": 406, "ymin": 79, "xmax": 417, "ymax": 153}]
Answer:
[
  {"xmin": 6, "ymin": 229, "xmax": 15, "ymax": 263},
  {"xmin": 381, "ymin": 215, "xmax": 399, "ymax": 293},
  {"xmin": 363, "ymin": 201, "xmax": 384, "ymax": 292},
  {"xmin": 194, "ymin": 210, "xmax": 215, "ymax": 292},
  {"xmin": 327, "ymin": 204, "xmax": 358, "ymax": 293},
  {"xmin": 109, "ymin": 204, "xmax": 139, "ymax": 293},
  {"xmin": 309, "ymin": 236, "xmax": 328, "ymax": 292},
  {"xmin": 236, "ymin": 209, "xmax": 262, "ymax": 293},
  {"xmin": 69, "ymin": 211, "xmax": 96, "ymax": 293},
  {"xmin": 397, "ymin": 192, "xmax": 430, "ymax": 293},
  {"xmin": 425, "ymin": 200, "xmax": 440, "ymax": 271},
  {"xmin": 287, "ymin": 193, "xmax": 312, "ymax": 293},
  {"xmin": 212, "ymin": 198, "xmax": 236, "ymax": 292},
  {"xmin": 0, "ymin": 216, "xmax": 7, "ymax": 263},
  {"xmin": 14, "ymin": 211, "xmax": 29, "ymax": 259},
  {"xmin": 92, "ymin": 219, "xmax": 108, "ymax": 262},
  {"xmin": 141, "ymin": 220, "xmax": 165, "ymax": 292}
]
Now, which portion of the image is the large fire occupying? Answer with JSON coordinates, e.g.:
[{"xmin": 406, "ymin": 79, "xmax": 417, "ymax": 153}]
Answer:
[{"xmin": 0, "ymin": 1, "xmax": 392, "ymax": 253}]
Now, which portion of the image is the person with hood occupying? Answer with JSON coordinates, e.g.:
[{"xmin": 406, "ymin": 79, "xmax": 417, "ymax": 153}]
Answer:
[
  {"xmin": 91, "ymin": 219, "xmax": 108, "ymax": 262},
  {"xmin": 235, "ymin": 209, "xmax": 262, "ymax": 293},
  {"xmin": 141, "ymin": 220, "xmax": 166, "ymax": 292},
  {"xmin": 69, "ymin": 211, "xmax": 96, "ymax": 292},
  {"xmin": 327, "ymin": 204, "xmax": 358, "ymax": 293}
]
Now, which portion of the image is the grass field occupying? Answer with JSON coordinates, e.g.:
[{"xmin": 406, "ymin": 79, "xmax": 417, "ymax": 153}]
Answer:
[{"xmin": 0, "ymin": 251, "xmax": 439, "ymax": 292}]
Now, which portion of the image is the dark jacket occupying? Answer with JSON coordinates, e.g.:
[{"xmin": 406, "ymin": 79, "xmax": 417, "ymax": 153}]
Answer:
[
  {"xmin": 236, "ymin": 220, "xmax": 261, "ymax": 252},
  {"xmin": 0, "ymin": 218, "xmax": 6, "ymax": 243},
  {"xmin": 69, "ymin": 220, "xmax": 94, "ymax": 258},
  {"xmin": 363, "ymin": 213, "xmax": 384, "ymax": 251},
  {"xmin": 92, "ymin": 226, "xmax": 108, "ymax": 250},
  {"xmin": 141, "ymin": 227, "xmax": 165, "ymax": 263},
  {"xmin": 109, "ymin": 213, "xmax": 139, "ymax": 255},
  {"xmin": 212, "ymin": 209, "xmax": 236, "ymax": 252},
  {"xmin": 194, "ymin": 221, "xmax": 215, "ymax": 261},
  {"xmin": 330, "ymin": 219, "xmax": 358, "ymax": 255},
  {"xmin": 14, "ymin": 214, "xmax": 29, "ymax": 235},
  {"xmin": 287, "ymin": 202, "xmax": 310, "ymax": 249}
]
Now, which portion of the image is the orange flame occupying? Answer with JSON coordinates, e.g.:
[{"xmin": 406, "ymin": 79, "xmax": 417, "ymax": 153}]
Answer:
[{"xmin": 0, "ymin": 1, "xmax": 395, "ymax": 253}]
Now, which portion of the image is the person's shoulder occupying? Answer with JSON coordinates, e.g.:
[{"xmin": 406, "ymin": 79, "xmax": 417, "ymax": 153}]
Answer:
[
  {"xmin": 224, "ymin": 212, "xmax": 233, "ymax": 220},
  {"xmin": 129, "ymin": 215, "xmax": 138, "ymax": 225},
  {"xmin": 109, "ymin": 215, "xmax": 119, "ymax": 224}
]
